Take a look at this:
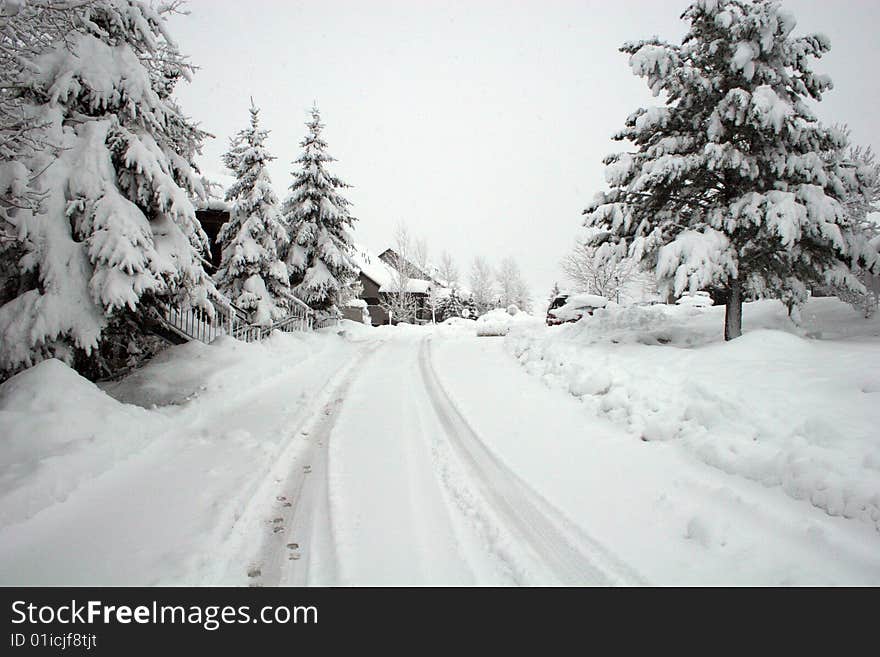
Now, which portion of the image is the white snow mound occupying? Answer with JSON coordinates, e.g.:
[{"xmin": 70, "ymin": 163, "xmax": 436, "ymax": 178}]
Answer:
[{"xmin": 507, "ymin": 298, "xmax": 880, "ymax": 529}]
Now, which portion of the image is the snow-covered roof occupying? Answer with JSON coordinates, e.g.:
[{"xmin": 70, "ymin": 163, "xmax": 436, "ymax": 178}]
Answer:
[
  {"xmin": 379, "ymin": 279, "xmax": 433, "ymax": 294},
  {"xmin": 351, "ymin": 244, "xmax": 397, "ymax": 288},
  {"xmin": 352, "ymin": 243, "xmax": 443, "ymax": 297},
  {"xmin": 195, "ymin": 198, "xmax": 231, "ymax": 212}
]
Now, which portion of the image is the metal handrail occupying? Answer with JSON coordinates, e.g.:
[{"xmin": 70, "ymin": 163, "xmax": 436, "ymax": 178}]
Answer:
[{"xmin": 159, "ymin": 295, "xmax": 315, "ymax": 345}]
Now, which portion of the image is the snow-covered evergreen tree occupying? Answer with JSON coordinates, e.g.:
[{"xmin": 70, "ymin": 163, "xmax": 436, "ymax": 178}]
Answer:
[
  {"xmin": 436, "ymin": 288, "xmax": 465, "ymax": 322},
  {"xmin": 282, "ymin": 105, "xmax": 357, "ymax": 313},
  {"xmin": 583, "ymin": 0, "xmax": 879, "ymax": 340},
  {"xmin": 0, "ymin": 0, "xmax": 217, "ymax": 380},
  {"xmin": 836, "ymin": 139, "xmax": 880, "ymax": 317},
  {"xmin": 463, "ymin": 294, "xmax": 478, "ymax": 319},
  {"xmin": 215, "ymin": 101, "xmax": 289, "ymax": 326}
]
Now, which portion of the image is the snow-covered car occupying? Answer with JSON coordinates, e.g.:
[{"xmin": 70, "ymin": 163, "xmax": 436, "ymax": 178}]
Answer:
[
  {"xmin": 475, "ymin": 306, "xmax": 540, "ymax": 336},
  {"xmin": 546, "ymin": 293, "xmax": 608, "ymax": 325},
  {"xmin": 675, "ymin": 291, "xmax": 714, "ymax": 308},
  {"xmin": 546, "ymin": 293, "xmax": 570, "ymax": 324}
]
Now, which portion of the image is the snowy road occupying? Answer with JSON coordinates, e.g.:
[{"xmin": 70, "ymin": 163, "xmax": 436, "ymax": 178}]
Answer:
[
  {"xmin": 2, "ymin": 317, "xmax": 878, "ymax": 586},
  {"xmin": 256, "ymin": 334, "xmax": 638, "ymax": 586},
  {"xmin": 255, "ymin": 328, "xmax": 880, "ymax": 586}
]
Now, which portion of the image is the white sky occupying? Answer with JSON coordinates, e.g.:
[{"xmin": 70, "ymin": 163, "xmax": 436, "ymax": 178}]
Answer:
[{"xmin": 168, "ymin": 0, "xmax": 880, "ymax": 303}]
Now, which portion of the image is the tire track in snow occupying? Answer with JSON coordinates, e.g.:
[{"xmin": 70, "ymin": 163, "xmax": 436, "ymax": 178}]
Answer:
[
  {"xmin": 419, "ymin": 336, "xmax": 644, "ymax": 586},
  {"xmin": 238, "ymin": 342, "xmax": 379, "ymax": 586}
]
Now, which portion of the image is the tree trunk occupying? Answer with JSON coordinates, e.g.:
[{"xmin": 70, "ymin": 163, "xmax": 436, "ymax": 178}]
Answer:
[{"xmin": 724, "ymin": 280, "xmax": 742, "ymax": 341}]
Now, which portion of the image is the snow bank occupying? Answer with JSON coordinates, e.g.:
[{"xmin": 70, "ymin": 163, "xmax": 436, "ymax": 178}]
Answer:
[
  {"xmin": 335, "ymin": 318, "xmax": 379, "ymax": 342},
  {"xmin": 0, "ymin": 330, "xmax": 362, "ymax": 584},
  {"xmin": 476, "ymin": 308, "xmax": 542, "ymax": 337},
  {"xmin": 0, "ymin": 359, "xmax": 163, "ymax": 527},
  {"xmin": 544, "ymin": 298, "xmax": 813, "ymax": 348},
  {"xmin": 507, "ymin": 298, "xmax": 880, "ymax": 529}
]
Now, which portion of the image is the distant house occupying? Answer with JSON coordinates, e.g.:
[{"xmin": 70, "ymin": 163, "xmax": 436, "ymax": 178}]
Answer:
[
  {"xmin": 192, "ymin": 203, "xmax": 447, "ymax": 325},
  {"xmin": 350, "ymin": 245, "xmax": 439, "ymax": 325},
  {"xmin": 351, "ymin": 250, "xmax": 392, "ymax": 325}
]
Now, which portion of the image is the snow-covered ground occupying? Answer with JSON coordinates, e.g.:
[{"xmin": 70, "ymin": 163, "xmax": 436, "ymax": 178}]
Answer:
[
  {"xmin": 436, "ymin": 299, "xmax": 880, "ymax": 584},
  {"xmin": 1, "ymin": 298, "xmax": 878, "ymax": 585},
  {"xmin": 506, "ymin": 298, "xmax": 880, "ymax": 534},
  {"xmin": 0, "ymin": 329, "xmax": 366, "ymax": 585}
]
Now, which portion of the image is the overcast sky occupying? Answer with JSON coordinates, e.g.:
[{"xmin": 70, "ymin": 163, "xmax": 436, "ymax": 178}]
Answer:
[{"xmin": 168, "ymin": 0, "xmax": 880, "ymax": 303}]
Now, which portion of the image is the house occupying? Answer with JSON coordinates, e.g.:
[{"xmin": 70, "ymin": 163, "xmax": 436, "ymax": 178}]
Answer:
[
  {"xmin": 350, "ymin": 249, "xmax": 392, "ymax": 325},
  {"xmin": 350, "ymin": 245, "xmax": 439, "ymax": 325},
  {"xmin": 192, "ymin": 199, "xmax": 445, "ymax": 325}
]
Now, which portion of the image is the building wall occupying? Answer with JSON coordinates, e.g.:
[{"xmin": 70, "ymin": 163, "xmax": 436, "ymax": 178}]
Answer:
[
  {"xmin": 195, "ymin": 209, "xmax": 229, "ymax": 270},
  {"xmin": 366, "ymin": 304, "xmax": 389, "ymax": 326},
  {"xmin": 357, "ymin": 273, "xmax": 390, "ymax": 325}
]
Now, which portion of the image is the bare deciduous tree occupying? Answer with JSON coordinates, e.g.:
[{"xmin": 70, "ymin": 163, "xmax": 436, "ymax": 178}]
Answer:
[
  {"xmin": 380, "ymin": 222, "xmax": 420, "ymax": 323},
  {"xmin": 468, "ymin": 256, "xmax": 495, "ymax": 315},
  {"xmin": 437, "ymin": 251, "xmax": 459, "ymax": 289},
  {"xmin": 411, "ymin": 236, "xmax": 429, "ymax": 276},
  {"xmin": 496, "ymin": 257, "xmax": 532, "ymax": 311},
  {"xmin": 561, "ymin": 241, "xmax": 642, "ymax": 303}
]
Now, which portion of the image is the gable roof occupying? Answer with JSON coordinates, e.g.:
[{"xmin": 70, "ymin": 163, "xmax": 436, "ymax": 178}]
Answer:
[{"xmin": 351, "ymin": 244, "xmax": 397, "ymax": 289}]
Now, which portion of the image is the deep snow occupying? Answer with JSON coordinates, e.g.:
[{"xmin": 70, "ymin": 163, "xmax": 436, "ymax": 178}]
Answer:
[
  {"xmin": 0, "ymin": 330, "xmax": 363, "ymax": 585},
  {"xmin": 0, "ymin": 298, "xmax": 878, "ymax": 585},
  {"xmin": 506, "ymin": 298, "xmax": 880, "ymax": 533}
]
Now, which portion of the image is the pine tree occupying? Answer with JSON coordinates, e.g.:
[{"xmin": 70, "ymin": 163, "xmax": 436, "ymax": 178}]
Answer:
[
  {"xmin": 436, "ymin": 288, "xmax": 465, "ymax": 322},
  {"xmin": 583, "ymin": 0, "xmax": 879, "ymax": 340},
  {"xmin": 0, "ymin": 0, "xmax": 217, "ymax": 380},
  {"xmin": 463, "ymin": 294, "xmax": 478, "ymax": 320},
  {"xmin": 282, "ymin": 105, "xmax": 357, "ymax": 313},
  {"xmin": 836, "ymin": 139, "xmax": 880, "ymax": 317},
  {"xmin": 216, "ymin": 100, "xmax": 289, "ymax": 327}
]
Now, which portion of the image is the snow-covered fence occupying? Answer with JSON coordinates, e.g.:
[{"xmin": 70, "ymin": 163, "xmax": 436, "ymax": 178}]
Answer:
[
  {"xmin": 161, "ymin": 304, "xmax": 227, "ymax": 343},
  {"xmin": 245, "ymin": 297, "xmax": 315, "ymax": 341},
  {"xmin": 159, "ymin": 295, "xmax": 314, "ymax": 345},
  {"xmin": 313, "ymin": 315, "xmax": 341, "ymax": 330}
]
